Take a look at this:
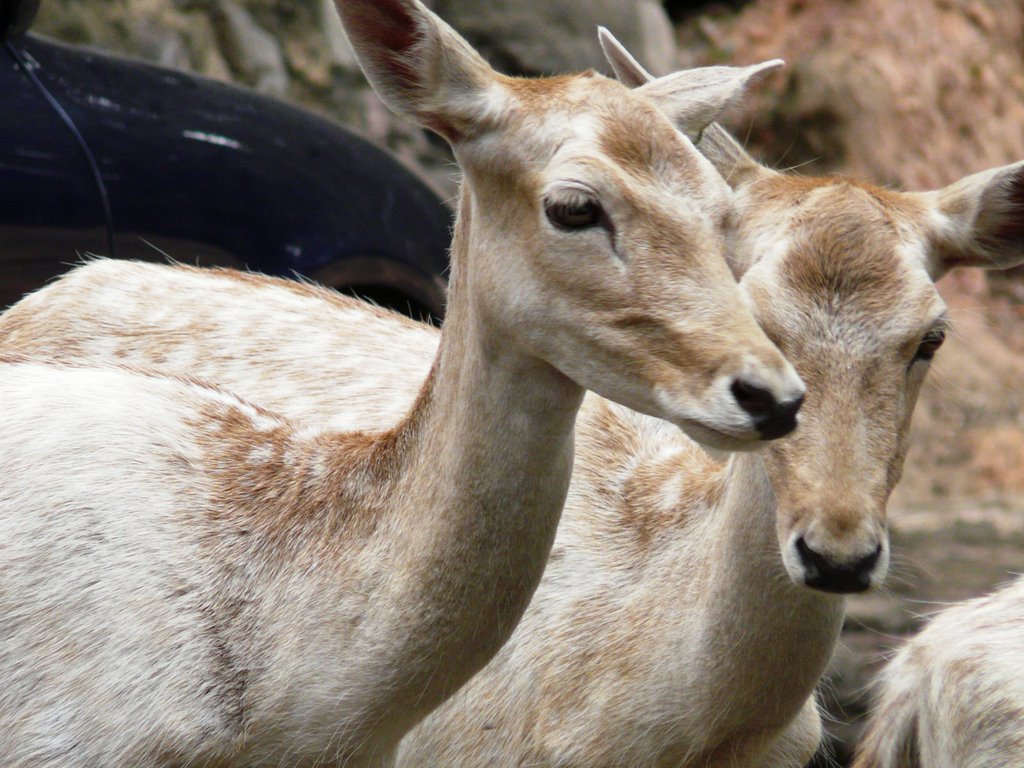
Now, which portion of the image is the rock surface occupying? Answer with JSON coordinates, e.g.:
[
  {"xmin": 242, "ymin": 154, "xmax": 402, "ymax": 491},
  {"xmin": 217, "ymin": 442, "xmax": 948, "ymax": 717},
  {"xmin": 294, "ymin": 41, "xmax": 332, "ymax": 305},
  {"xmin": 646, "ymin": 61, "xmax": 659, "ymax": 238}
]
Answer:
[{"xmin": 434, "ymin": 0, "xmax": 676, "ymax": 76}]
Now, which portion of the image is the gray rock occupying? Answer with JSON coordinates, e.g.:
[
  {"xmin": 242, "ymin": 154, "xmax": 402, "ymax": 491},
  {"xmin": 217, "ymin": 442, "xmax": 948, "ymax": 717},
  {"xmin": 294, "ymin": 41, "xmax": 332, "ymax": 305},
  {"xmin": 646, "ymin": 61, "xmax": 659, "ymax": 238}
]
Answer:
[
  {"xmin": 320, "ymin": 0, "xmax": 359, "ymax": 71},
  {"xmin": 211, "ymin": 0, "xmax": 289, "ymax": 96},
  {"xmin": 433, "ymin": 0, "xmax": 677, "ymax": 76},
  {"xmin": 129, "ymin": 17, "xmax": 191, "ymax": 71}
]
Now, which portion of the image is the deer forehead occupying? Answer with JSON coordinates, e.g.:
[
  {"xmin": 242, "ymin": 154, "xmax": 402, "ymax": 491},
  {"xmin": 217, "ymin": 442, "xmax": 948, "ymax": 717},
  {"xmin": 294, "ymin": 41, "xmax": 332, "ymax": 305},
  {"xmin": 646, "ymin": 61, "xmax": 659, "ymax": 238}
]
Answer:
[
  {"xmin": 739, "ymin": 180, "xmax": 945, "ymax": 347},
  {"xmin": 477, "ymin": 76, "xmax": 727, "ymax": 208}
]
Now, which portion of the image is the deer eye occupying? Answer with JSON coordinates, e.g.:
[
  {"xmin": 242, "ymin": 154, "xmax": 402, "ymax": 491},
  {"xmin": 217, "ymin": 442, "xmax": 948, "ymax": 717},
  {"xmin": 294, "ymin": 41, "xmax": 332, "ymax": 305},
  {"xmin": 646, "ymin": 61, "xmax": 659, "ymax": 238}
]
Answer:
[
  {"xmin": 545, "ymin": 197, "xmax": 603, "ymax": 230},
  {"xmin": 913, "ymin": 328, "xmax": 946, "ymax": 363}
]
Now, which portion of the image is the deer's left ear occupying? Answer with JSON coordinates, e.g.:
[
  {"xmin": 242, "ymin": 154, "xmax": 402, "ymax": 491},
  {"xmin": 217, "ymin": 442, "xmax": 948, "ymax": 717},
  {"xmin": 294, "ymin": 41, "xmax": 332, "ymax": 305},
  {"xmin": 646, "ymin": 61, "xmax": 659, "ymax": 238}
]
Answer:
[
  {"xmin": 598, "ymin": 26, "xmax": 654, "ymax": 87},
  {"xmin": 918, "ymin": 161, "xmax": 1024, "ymax": 277},
  {"xmin": 598, "ymin": 27, "xmax": 782, "ymax": 141},
  {"xmin": 334, "ymin": 0, "xmax": 497, "ymax": 144}
]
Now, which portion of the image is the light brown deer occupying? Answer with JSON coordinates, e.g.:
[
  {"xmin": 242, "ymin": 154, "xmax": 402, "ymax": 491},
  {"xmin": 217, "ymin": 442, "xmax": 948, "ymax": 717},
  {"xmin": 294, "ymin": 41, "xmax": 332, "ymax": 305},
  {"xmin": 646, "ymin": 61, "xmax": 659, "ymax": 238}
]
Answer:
[
  {"xmin": 854, "ymin": 576, "xmax": 1024, "ymax": 768},
  {"xmin": 7, "ymin": 128, "xmax": 1023, "ymax": 766},
  {"xmin": 392, "ymin": 128, "xmax": 1024, "ymax": 768},
  {"xmin": 0, "ymin": 2, "xmax": 807, "ymax": 767},
  {"xmin": 6, "ymin": 32, "xmax": 1023, "ymax": 768}
]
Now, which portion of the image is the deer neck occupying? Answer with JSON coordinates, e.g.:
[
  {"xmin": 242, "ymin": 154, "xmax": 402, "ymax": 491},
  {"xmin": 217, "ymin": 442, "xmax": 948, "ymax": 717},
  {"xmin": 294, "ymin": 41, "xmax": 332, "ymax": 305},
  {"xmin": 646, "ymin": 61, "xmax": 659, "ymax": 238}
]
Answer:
[
  {"xmin": 357, "ymin": 186, "xmax": 585, "ymax": 726},
  {"xmin": 689, "ymin": 450, "xmax": 845, "ymax": 741}
]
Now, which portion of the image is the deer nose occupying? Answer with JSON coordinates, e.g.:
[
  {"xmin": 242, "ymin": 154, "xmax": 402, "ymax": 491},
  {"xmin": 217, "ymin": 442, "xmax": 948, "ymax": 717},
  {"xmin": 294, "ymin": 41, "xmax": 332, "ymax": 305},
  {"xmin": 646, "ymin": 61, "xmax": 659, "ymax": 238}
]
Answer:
[
  {"xmin": 795, "ymin": 537, "xmax": 882, "ymax": 594},
  {"xmin": 730, "ymin": 380, "xmax": 803, "ymax": 440}
]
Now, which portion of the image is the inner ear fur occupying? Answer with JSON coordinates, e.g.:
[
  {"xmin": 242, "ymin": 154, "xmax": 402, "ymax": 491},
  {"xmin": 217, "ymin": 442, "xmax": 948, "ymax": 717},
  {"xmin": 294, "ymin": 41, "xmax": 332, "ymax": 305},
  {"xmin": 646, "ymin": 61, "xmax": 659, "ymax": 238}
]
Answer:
[
  {"xmin": 925, "ymin": 161, "xmax": 1024, "ymax": 276},
  {"xmin": 333, "ymin": 0, "xmax": 495, "ymax": 142}
]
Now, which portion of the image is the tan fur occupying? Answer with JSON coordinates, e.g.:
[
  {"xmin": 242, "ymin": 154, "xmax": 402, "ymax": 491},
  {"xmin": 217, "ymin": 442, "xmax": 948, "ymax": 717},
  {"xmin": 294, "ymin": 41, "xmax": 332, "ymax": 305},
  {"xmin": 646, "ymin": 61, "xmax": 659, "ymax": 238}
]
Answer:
[
  {"xmin": 3, "ymin": 113, "xmax": 1022, "ymax": 764},
  {"xmin": 387, "ymin": 126, "xmax": 1024, "ymax": 767},
  {"xmin": 0, "ymin": 4, "xmax": 805, "ymax": 767},
  {"xmin": 6, "ymin": 36, "xmax": 1022, "ymax": 767},
  {"xmin": 736, "ymin": 171, "xmax": 944, "ymax": 565}
]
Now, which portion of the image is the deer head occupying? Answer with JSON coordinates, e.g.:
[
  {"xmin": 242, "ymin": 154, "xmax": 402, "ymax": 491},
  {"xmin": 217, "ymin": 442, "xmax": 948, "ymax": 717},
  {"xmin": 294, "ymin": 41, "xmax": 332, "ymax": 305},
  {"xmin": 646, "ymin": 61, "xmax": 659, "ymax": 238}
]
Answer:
[
  {"xmin": 336, "ymin": 0, "xmax": 804, "ymax": 449},
  {"xmin": 602, "ymin": 28, "xmax": 1024, "ymax": 592}
]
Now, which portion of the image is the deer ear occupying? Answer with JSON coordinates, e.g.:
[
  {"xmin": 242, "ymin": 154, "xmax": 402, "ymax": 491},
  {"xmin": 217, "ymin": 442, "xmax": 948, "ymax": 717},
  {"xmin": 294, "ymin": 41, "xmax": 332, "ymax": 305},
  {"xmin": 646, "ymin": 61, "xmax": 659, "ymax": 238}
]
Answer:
[
  {"xmin": 919, "ymin": 161, "xmax": 1024, "ymax": 278},
  {"xmin": 333, "ymin": 0, "xmax": 496, "ymax": 142},
  {"xmin": 637, "ymin": 60, "xmax": 784, "ymax": 141},
  {"xmin": 598, "ymin": 27, "xmax": 654, "ymax": 87},
  {"xmin": 598, "ymin": 29, "xmax": 783, "ymax": 141}
]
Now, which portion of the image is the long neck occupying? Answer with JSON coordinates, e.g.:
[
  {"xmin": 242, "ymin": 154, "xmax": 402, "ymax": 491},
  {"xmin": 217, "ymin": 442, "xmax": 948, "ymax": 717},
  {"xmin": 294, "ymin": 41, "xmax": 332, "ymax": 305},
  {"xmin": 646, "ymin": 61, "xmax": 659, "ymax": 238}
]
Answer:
[
  {"xmin": 359, "ymin": 186, "xmax": 585, "ymax": 729},
  {"xmin": 689, "ymin": 450, "xmax": 845, "ymax": 739}
]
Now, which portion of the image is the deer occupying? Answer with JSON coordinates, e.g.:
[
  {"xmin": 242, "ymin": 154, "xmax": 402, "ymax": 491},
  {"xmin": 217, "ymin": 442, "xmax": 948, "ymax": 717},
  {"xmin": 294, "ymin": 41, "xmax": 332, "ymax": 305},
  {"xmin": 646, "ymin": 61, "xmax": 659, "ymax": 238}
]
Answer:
[
  {"xmin": 4, "ymin": 29, "xmax": 1023, "ymax": 768},
  {"xmin": 392, "ymin": 41, "xmax": 1024, "ymax": 766},
  {"xmin": 0, "ymin": 1, "xmax": 810, "ymax": 766},
  {"xmin": 853, "ymin": 576, "xmax": 1024, "ymax": 768}
]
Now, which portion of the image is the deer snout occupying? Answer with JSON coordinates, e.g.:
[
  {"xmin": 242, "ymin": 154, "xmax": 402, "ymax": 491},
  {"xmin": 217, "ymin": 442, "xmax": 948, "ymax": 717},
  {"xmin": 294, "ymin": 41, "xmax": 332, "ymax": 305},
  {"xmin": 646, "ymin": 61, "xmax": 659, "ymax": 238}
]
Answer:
[
  {"xmin": 783, "ymin": 523, "xmax": 889, "ymax": 594},
  {"xmin": 722, "ymin": 351, "xmax": 805, "ymax": 442},
  {"xmin": 650, "ymin": 345, "xmax": 804, "ymax": 451},
  {"xmin": 795, "ymin": 537, "xmax": 882, "ymax": 593},
  {"xmin": 730, "ymin": 380, "xmax": 804, "ymax": 440}
]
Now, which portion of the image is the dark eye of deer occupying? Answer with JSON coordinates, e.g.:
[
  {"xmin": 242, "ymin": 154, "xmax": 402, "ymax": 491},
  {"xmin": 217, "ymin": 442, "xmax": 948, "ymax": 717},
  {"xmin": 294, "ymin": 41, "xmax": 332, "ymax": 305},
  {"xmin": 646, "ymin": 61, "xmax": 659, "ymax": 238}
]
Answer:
[
  {"xmin": 545, "ymin": 198, "xmax": 603, "ymax": 230},
  {"xmin": 914, "ymin": 328, "xmax": 946, "ymax": 362}
]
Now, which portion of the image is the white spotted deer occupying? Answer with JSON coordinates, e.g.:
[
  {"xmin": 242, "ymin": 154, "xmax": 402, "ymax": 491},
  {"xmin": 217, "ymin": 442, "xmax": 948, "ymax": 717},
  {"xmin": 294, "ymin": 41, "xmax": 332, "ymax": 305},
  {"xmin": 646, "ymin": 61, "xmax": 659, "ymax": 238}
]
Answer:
[
  {"xmin": 854, "ymin": 576, "xmax": 1024, "ymax": 768},
  {"xmin": 390, "ymin": 46, "xmax": 1024, "ymax": 765},
  {"xmin": 0, "ymin": 2, "xmax": 808, "ymax": 767},
  {"xmin": 9, "ymin": 131, "xmax": 1024, "ymax": 767},
  {"xmin": 6, "ymin": 30, "xmax": 1024, "ymax": 768}
]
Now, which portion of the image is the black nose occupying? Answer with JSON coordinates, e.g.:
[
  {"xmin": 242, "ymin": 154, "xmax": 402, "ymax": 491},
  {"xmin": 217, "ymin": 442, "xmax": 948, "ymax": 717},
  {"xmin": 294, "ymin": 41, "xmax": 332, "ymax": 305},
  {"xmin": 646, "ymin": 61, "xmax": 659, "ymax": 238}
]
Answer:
[
  {"xmin": 730, "ymin": 380, "xmax": 803, "ymax": 440},
  {"xmin": 796, "ymin": 537, "xmax": 881, "ymax": 594}
]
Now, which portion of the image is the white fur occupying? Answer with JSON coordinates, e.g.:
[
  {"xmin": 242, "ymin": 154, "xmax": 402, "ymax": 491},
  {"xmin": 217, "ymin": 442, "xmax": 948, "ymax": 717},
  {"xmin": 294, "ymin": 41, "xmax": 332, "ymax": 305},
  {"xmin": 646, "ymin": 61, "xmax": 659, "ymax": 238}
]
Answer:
[
  {"xmin": 4, "ymin": 134, "xmax": 1022, "ymax": 765},
  {"xmin": 0, "ymin": 363, "xmax": 261, "ymax": 766},
  {"xmin": 855, "ymin": 577, "xmax": 1024, "ymax": 768},
  {"xmin": 0, "ymin": 1, "xmax": 804, "ymax": 764},
  {"xmin": 5, "ymin": 33, "xmax": 1022, "ymax": 768}
]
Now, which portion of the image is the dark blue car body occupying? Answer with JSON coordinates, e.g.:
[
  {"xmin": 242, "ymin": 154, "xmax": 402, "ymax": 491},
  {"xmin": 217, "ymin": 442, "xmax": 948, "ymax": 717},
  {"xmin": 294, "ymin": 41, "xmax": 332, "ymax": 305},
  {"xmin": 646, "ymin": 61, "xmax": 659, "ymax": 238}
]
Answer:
[{"xmin": 0, "ymin": 0, "xmax": 451, "ymax": 318}]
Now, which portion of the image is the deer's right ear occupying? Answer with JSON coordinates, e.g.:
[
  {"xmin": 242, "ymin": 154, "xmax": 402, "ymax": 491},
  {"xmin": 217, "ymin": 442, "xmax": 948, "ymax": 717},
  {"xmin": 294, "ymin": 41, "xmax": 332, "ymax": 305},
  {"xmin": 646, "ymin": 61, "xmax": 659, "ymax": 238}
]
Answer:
[
  {"xmin": 334, "ymin": 0, "xmax": 496, "ymax": 142},
  {"xmin": 597, "ymin": 28, "xmax": 783, "ymax": 142},
  {"xmin": 919, "ymin": 160, "xmax": 1024, "ymax": 278}
]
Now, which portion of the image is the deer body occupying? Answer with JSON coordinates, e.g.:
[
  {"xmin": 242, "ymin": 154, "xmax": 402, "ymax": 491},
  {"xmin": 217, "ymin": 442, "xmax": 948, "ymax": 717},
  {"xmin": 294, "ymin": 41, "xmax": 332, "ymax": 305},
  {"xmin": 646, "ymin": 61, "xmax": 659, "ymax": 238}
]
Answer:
[
  {"xmin": 400, "ymin": 421, "xmax": 846, "ymax": 767},
  {"xmin": 1, "ymin": 362, "xmax": 427, "ymax": 766},
  {"xmin": 0, "ymin": 262, "xmax": 588, "ymax": 766},
  {"xmin": 0, "ymin": 2, "xmax": 809, "ymax": 766},
  {"xmin": 0, "ymin": 267, "xmax": 839, "ymax": 767},
  {"xmin": 5, "ymin": 40, "xmax": 1024, "ymax": 768},
  {"xmin": 854, "ymin": 576, "xmax": 1024, "ymax": 768}
]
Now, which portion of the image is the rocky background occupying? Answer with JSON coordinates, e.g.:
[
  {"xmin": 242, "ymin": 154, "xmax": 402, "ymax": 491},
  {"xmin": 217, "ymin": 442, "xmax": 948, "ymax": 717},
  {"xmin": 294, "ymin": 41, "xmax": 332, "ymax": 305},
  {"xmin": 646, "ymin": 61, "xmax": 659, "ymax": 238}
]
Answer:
[{"xmin": 33, "ymin": 0, "xmax": 1024, "ymax": 764}]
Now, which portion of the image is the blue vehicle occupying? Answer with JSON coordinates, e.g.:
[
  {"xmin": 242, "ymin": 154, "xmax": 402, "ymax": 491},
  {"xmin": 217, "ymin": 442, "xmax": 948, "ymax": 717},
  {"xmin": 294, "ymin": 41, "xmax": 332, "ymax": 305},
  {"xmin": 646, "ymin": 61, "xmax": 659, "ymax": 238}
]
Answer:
[{"xmin": 0, "ymin": 0, "xmax": 451, "ymax": 319}]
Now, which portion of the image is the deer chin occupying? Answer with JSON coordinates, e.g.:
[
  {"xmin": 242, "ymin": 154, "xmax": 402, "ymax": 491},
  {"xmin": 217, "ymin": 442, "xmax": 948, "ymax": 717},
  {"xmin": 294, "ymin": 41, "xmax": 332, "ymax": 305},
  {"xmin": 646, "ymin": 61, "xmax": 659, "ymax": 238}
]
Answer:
[
  {"xmin": 653, "ymin": 388, "xmax": 779, "ymax": 452},
  {"xmin": 674, "ymin": 418, "xmax": 766, "ymax": 452}
]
